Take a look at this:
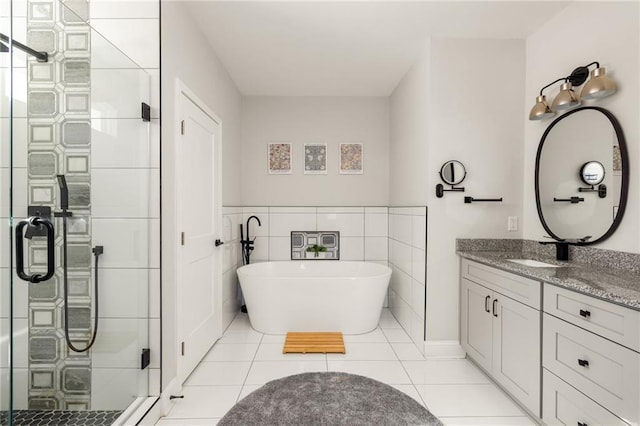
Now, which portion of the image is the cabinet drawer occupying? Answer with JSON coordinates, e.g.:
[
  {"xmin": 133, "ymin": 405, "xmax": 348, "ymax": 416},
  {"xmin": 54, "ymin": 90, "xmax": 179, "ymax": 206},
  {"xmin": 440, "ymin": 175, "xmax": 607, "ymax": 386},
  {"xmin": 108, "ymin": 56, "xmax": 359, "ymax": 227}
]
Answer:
[
  {"xmin": 544, "ymin": 284, "xmax": 640, "ymax": 352},
  {"xmin": 543, "ymin": 369, "xmax": 629, "ymax": 426},
  {"xmin": 543, "ymin": 314, "xmax": 639, "ymax": 424},
  {"xmin": 461, "ymin": 259, "xmax": 541, "ymax": 309}
]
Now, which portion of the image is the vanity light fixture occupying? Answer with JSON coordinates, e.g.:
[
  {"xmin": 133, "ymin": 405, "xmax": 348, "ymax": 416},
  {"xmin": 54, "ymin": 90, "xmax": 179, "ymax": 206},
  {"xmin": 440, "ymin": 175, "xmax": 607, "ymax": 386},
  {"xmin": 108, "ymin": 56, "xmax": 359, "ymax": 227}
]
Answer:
[
  {"xmin": 551, "ymin": 81, "xmax": 581, "ymax": 111},
  {"xmin": 528, "ymin": 61, "xmax": 616, "ymax": 121}
]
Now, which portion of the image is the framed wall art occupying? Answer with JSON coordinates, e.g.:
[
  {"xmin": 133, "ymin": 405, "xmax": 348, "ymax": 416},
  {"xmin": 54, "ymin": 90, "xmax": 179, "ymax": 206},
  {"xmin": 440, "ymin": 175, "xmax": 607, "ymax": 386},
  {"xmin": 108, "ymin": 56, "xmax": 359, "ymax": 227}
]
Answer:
[
  {"xmin": 268, "ymin": 143, "xmax": 292, "ymax": 174},
  {"xmin": 339, "ymin": 143, "xmax": 363, "ymax": 174},
  {"xmin": 304, "ymin": 143, "xmax": 327, "ymax": 174}
]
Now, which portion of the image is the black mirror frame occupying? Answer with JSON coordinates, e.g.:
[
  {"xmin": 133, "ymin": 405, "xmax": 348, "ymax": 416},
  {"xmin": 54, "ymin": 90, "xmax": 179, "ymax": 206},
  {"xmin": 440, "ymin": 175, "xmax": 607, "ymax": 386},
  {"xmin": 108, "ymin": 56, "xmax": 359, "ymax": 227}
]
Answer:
[{"xmin": 534, "ymin": 106, "xmax": 629, "ymax": 245}]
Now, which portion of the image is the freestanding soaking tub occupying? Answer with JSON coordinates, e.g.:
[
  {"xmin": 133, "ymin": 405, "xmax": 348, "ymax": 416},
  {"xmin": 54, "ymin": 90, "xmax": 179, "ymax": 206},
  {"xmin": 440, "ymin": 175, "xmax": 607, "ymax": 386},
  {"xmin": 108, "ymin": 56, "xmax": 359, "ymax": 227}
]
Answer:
[{"xmin": 236, "ymin": 261, "xmax": 392, "ymax": 334}]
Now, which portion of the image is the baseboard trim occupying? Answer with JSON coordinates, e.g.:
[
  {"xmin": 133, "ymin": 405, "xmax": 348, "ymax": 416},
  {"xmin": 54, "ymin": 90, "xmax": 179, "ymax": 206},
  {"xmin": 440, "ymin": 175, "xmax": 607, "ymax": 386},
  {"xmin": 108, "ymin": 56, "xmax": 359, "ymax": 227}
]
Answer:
[
  {"xmin": 112, "ymin": 397, "xmax": 159, "ymax": 426},
  {"xmin": 159, "ymin": 377, "xmax": 182, "ymax": 417},
  {"xmin": 424, "ymin": 340, "xmax": 466, "ymax": 359}
]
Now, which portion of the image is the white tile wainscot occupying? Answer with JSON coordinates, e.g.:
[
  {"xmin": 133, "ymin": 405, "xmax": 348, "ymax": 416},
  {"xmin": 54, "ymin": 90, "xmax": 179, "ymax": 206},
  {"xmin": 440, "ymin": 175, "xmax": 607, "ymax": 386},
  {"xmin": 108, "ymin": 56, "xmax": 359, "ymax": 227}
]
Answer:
[{"xmin": 389, "ymin": 207, "xmax": 427, "ymax": 354}]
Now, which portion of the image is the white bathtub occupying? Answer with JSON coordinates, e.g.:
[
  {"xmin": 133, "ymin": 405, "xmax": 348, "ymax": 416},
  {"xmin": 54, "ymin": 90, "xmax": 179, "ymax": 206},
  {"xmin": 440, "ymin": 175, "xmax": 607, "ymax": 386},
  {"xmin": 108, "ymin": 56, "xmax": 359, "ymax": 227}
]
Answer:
[{"xmin": 236, "ymin": 261, "xmax": 392, "ymax": 334}]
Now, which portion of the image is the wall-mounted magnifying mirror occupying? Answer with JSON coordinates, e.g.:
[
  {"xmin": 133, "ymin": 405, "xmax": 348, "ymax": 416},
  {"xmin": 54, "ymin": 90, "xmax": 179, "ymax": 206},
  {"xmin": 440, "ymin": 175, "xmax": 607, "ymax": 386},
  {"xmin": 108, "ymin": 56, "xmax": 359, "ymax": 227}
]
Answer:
[
  {"xmin": 440, "ymin": 160, "xmax": 466, "ymax": 185},
  {"xmin": 580, "ymin": 161, "xmax": 605, "ymax": 185},
  {"xmin": 436, "ymin": 160, "xmax": 466, "ymax": 198}
]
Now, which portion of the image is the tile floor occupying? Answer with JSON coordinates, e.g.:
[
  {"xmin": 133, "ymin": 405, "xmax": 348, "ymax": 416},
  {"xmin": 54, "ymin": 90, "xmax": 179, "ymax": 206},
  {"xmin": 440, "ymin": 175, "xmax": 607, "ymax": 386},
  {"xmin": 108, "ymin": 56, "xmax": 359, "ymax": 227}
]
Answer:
[{"xmin": 157, "ymin": 309, "xmax": 536, "ymax": 425}]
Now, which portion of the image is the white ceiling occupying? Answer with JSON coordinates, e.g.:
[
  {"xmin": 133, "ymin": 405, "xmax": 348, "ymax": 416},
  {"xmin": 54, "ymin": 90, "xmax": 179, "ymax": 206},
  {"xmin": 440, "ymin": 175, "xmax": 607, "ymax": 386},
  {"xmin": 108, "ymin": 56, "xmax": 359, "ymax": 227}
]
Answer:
[{"xmin": 185, "ymin": 1, "xmax": 570, "ymax": 96}]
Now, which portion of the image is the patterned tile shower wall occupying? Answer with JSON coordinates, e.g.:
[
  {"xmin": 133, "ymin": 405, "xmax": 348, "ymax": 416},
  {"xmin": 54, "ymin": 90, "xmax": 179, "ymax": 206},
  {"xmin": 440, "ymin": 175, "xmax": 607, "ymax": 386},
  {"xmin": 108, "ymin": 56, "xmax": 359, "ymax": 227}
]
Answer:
[{"xmin": 26, "ymin": 0, "xmax": 93, "ymax": 409}]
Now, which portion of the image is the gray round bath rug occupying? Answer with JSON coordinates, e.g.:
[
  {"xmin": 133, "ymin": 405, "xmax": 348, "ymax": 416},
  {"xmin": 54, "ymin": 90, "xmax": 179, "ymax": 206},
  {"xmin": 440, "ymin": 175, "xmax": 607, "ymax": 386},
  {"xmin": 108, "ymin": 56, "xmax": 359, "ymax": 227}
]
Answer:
[{"xmin": 218, "ymin": 372, "xmax": 443, "ymax": 425}]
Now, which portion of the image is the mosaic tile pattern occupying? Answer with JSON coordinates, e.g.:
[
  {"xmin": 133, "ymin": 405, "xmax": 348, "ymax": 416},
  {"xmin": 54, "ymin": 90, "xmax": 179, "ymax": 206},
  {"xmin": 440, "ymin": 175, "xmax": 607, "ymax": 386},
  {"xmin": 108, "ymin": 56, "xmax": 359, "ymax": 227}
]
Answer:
[
  {"xmin": 290, "ymin": 231, "xmax": 340, "ymax": 260},
  {"xmin": 339, "ymin": 143, "xmax": 363, "ymax": 174},
  {"xmin": 26, "ymin": 0, "xmax": 93, "ymax": 409},
  {"xmin": 0, "ymin": 409, "xmax": 122, "ymax": 426},
  {"xmin": 267, "ymin": 143, "xmax": 292, "ymax": 174},
  {"xmin": 304, "ymin": 143, "xmax": 327, "ymax": 174}
]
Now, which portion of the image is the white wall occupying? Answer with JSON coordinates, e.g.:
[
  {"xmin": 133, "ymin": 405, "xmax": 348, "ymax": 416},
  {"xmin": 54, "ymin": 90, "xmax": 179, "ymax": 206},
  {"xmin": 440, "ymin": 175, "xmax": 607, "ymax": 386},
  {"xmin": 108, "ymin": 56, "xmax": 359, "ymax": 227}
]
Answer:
[
  {"xmin": 241, "ymin": 97, "xmax": 389, "ymax": 206},
  {"xmin": 390, "ymin": 38, "xmax": 526, "ymax": 350},
  {"xmin": 389, "ymin": 41, "xmax": 430, "ymax": 206},
  {"xmin": 523, "ymin": 1, "xmax": 640, "ymax": 254},
  {"xmin": 160, "ymin": 0, "xmax": 242, "ymax": 396}
]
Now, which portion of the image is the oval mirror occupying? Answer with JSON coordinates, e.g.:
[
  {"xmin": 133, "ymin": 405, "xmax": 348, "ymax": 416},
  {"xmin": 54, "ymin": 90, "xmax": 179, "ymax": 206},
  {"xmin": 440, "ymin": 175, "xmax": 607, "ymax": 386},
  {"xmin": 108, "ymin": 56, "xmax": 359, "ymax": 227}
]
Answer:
[
  {"xmin": 535, "ymin": 107, "xmax": 629, "ymax": 245},
  {"xmin": 439, "ymin": 160, "xmax": 466, "ymax": 185},
  {"xmin": 580, "ymin": 161, "xmax": 605, "ymax": 186}
]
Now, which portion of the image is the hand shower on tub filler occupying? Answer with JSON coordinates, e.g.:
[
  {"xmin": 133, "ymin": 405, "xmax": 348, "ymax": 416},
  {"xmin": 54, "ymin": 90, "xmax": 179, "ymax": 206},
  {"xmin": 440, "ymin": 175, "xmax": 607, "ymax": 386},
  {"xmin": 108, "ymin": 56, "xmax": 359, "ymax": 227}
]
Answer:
[{"xmin": 239, "ymin": 215, "xmax": 261, "ymax": 313}]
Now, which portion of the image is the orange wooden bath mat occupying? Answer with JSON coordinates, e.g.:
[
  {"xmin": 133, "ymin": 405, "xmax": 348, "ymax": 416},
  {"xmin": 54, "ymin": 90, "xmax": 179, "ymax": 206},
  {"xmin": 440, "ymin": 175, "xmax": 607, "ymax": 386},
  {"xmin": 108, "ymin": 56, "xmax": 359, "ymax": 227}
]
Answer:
[{"xmin": 283, "ymin": 332, "xmax": 345, "ymax": 354}]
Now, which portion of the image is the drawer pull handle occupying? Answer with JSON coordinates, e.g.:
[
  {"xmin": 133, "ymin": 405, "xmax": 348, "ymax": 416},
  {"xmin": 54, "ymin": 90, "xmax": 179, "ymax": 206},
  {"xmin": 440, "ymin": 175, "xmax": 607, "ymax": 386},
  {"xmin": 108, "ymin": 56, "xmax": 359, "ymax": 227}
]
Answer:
[
  {"xmin": 577, "ymin": 359, "xmax": 589, "ymax": 367},
  {"xmin": 578, "ymin": 422, "xmax": 588, "ymax": 426},
  {"xmin": 485, "ymin": 295, "xmax": 491, "ymax": 313},
  {"xmin": 579, "ymin": 309, "xmax": 591, "ymax": 318},
  {"xmin": 492, "ymin": 299, "xmax": 498, "ymax": 317}
]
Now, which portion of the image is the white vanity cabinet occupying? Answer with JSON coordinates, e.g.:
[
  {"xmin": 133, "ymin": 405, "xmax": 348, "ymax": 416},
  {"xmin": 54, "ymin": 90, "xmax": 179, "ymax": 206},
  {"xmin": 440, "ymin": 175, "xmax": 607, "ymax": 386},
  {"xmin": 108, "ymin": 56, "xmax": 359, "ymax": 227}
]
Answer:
[
  {"xmin": 460, "ymin": 259, "xmax": 542, "ymax": 417},
  {"xmin": 542, "ymin": 285, "xmax": 640, "ymax": 426}
]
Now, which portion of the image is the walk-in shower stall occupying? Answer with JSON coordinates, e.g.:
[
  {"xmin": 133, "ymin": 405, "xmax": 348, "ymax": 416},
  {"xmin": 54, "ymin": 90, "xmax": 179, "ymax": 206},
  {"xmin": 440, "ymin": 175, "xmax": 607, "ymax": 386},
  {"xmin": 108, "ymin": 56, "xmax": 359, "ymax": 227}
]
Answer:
[{"xmin": 1, "ymin": 0, "xmax": 158, "ymax": 424}]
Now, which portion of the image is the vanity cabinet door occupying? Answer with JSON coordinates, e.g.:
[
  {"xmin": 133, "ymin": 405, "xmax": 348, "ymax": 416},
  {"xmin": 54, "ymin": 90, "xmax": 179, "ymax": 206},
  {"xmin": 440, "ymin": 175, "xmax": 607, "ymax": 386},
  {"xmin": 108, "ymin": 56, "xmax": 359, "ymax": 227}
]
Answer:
[
  {"xmin": 493, "ymin": 295, "xmax": 541, "ymax": 416},
  {"xmin": 461, "ymin": 278, "xmax": 493, "ymax": 372}
]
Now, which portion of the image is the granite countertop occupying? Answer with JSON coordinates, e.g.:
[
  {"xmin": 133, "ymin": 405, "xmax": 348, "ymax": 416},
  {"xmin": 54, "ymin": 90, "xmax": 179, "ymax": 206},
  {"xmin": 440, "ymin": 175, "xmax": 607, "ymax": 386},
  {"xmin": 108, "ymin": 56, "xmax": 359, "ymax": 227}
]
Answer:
[{"xmin": 457, "ymin": 249, "xmax": 640, "ymax": 311}]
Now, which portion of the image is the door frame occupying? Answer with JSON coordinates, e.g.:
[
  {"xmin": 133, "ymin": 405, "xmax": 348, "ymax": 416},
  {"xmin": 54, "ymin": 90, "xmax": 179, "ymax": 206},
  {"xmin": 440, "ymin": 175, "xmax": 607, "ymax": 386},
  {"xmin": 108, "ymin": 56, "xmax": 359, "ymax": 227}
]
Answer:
[{"xmin": 174, "ymin": 79, "xmax": 223, "ymax": 383}]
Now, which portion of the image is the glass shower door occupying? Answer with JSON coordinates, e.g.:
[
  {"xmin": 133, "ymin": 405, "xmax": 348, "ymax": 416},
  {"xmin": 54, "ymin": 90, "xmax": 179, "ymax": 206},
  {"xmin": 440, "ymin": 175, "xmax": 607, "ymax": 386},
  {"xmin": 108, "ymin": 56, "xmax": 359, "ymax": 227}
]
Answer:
[{"xmin": 2, "ymin": 0, "xmax": 156, "ymax": 424}]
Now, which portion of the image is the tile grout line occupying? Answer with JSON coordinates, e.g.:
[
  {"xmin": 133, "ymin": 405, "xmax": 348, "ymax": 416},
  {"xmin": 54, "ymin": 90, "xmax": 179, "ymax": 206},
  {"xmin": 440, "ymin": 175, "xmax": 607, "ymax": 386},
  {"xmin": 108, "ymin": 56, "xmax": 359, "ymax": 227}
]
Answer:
[{"xmin": 235, "ymin": 327, "xmax": 264, "ymax": 403}]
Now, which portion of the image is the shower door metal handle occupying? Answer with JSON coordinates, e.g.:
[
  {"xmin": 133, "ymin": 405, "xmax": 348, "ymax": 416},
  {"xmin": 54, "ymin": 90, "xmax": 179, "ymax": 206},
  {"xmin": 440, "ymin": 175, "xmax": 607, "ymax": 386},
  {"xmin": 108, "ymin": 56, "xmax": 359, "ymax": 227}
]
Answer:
[{"xmin": 15, "ymin": 216, "xmax": 55, "ymax": 283}]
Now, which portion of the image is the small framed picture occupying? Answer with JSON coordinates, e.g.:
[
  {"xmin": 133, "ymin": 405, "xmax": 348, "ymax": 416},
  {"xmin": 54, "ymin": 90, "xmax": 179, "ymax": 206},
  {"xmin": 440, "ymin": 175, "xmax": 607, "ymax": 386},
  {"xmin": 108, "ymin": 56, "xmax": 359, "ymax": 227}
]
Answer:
[
  {"xmin": 268, "ymin": 143, "xmax": 292, "ymax": 174},
  {"xmin": 304, "ymin": 143, "xmax": 327, "ymax": 174},
  {"xmin": 339, "ymin": 143, "xmax": 363, "ymax": 174}
]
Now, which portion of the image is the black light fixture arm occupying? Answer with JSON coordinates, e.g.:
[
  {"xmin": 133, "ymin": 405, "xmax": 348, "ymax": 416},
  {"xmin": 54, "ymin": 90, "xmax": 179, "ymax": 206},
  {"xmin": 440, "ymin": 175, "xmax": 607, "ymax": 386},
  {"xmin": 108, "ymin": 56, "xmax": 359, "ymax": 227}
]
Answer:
[
  {"xmin": 0, "ymin": 32, "xmax": 48, "ymax": 62},
  {"xmin": 539, "ymin": 77, "xmax": 568, "ymax": 96},
  {"xmin": 538, "ymin": 61, "xmax": 603, "ymax": 96}
]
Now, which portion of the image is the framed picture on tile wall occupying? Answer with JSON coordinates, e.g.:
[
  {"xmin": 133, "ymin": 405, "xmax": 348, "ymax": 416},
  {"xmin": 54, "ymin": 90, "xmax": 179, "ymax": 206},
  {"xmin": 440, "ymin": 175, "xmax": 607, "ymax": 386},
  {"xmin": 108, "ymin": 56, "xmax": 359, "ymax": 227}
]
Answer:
[
  {"xmin": 268, "ymin": 143, "xmax": 292, "ymax": 174},
  {"xmin": 339, "ymin": 143, "xmax": 363, "ymax": 174},
  {"xmin": 304, "ymin": 143, "xmax": 327, "ymax": 174}
]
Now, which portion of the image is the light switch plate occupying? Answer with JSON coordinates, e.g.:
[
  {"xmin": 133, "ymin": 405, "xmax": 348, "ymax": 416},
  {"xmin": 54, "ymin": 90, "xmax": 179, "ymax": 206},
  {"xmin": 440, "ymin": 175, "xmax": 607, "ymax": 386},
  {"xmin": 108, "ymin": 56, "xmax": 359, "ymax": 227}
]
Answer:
[{"xmin": 508, "ymin": 216, "xmax": 518, "ymax": 231}]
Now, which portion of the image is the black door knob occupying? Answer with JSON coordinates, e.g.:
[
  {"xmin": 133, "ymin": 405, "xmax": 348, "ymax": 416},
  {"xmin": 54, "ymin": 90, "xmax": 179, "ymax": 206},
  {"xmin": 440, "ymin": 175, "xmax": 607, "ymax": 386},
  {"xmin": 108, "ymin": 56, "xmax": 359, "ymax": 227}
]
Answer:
[{"xmin": 215, "ymin": 239, "xmax": 224, "ymax": 247}]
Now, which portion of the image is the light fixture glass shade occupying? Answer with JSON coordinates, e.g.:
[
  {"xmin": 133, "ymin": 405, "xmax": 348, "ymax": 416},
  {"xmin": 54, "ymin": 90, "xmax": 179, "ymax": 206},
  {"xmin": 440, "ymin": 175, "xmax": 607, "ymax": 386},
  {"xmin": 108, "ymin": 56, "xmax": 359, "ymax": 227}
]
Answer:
[
  {"xmin": 581, "ymin": 67, "xmax": 616, "ymax": 100},
  {"xmin": 529, "ymin": 95, "xmax": 555, "ymax": 120},
  {"xmin": 552, "ymin": 82, "xmax": 581, "ymax": 111}
]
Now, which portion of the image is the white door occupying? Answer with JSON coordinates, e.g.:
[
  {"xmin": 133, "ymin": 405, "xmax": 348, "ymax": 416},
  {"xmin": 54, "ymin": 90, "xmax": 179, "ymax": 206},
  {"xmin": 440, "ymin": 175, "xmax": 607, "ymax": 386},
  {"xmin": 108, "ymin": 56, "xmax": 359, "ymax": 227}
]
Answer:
[{"xmin": 177, "ymin": 88, "xmax": 223, "ymax": 382}]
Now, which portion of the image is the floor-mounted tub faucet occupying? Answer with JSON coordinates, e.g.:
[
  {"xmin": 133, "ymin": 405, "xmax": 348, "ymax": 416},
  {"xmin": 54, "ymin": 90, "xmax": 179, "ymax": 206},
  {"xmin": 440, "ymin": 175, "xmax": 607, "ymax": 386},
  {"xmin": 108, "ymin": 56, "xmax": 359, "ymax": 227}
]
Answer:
[
  {"xmin": 240, "ymin": 215, "xmax": 262, "ymax": 265},
  {"xmin": 240, "ymin": 215, "xmax": 261, "ymax": 314}
]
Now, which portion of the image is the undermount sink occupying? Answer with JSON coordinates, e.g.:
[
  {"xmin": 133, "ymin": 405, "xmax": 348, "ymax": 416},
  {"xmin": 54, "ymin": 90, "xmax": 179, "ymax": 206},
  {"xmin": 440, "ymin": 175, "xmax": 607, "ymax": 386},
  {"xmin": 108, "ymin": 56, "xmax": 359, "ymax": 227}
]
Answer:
[{"xmin": 507, "ymin": 259, "xmax": 560, "ymax": 268}]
